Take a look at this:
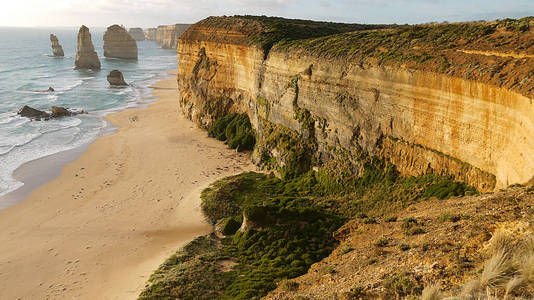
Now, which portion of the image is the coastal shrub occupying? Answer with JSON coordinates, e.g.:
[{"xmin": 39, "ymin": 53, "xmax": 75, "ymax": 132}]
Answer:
[
  {"xmin": 422, "ymin": 177, "xmax": 477, "ymax": 199},
  {"xmin": 383, "ymin": 272, "xmax": 422, "ymax": 298},
  {"xmin": 143, "ymin": 164, "xmax": 479, "ymax": 299},
  {"xmin": 208, "ymin": 113, "xmax": 255, "ymax": 151},
  {"xmin": 221, "ymin": 217, "xmax": 242, "ymax": 235}
]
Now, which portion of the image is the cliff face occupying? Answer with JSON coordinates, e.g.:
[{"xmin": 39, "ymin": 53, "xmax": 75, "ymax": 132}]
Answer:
[
  {"xmin": 74, "ymin": 25, "xmax": 100, "ymax": 70},
  {"xmin": 177, "ymin": 16, "xmax": 534, "ymax": 192},
  {"xmin": 103, "ymin": 25, "xmax": 138, "ymax": 59},
  {"xmin": 155, "ymin": 24, "xmax": 190, "ymax": 48},
  {"xmin": 128, "ymin": 28, "xmax": 145, "ymax": 41},
  {"xmin": 49, "ymin": 34, "xmax": 64, "ymax": 57},
  {"xmin": 145, "ymin": 28, "xmax": 157, "ymax": 40}
]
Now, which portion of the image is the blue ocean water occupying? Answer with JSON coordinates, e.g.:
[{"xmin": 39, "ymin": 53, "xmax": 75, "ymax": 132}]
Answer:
[{"xmin": 0, "ymin": 27, "xmax": 177, "ymax": 197}]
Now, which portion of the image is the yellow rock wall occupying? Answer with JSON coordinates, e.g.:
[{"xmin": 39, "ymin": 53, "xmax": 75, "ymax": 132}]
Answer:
[{"xmin": 178, "ymin": 25, "xmax": 534, "ymax": 191}]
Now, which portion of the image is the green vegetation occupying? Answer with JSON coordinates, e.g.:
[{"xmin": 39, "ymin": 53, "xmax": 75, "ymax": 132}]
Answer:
[
  {"xmin": 236, "ymin": 15, "xmax": 391, "ymax": 55},
  {"xmin": 208, "ymin": 113, "xmax": 255, "ymax": 151},
  {"xmin": 273, "ymin": 17, "xmax": 533, "ymax": 65},
  {"xmin": 141, "ymin": 139, "xmax": 478, "ymax": 299},
  {"xmin": 383, "ymin": 272, "xmax": 422, "ymax": 298}
]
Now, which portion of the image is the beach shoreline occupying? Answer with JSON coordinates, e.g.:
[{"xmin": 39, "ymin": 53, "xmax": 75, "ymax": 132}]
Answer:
[{"xmin": 0, "ymin": 71, "xmax": 254, "ymax": 299}]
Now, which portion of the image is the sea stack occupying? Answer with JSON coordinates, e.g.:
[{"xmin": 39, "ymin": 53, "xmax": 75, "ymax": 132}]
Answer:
[
  {"xmin": 103, "ymin": 25, "xmax": 138, "ymax": 60},
  {"xmin": 74, "ymin": 25, "xmax": 101, "ymax": 70},
  {"xmin": 128, "ymin": 28, "xmax": 145, "ymax": 41},
  {"xmin": 49, "ymin": 34, "xmax": 64, "ymax": 57},
  {"xmin": 107, "ymin": 70, "xmax": 128, "ymax": 86}
]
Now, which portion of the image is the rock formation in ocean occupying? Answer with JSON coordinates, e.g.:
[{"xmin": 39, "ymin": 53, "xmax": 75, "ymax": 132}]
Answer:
[
  {"xmin": 18, "ymin": 105, "xmax": 80, "ymax": 120},
  {"xmin": 128, "ymin": 27, "xmax": 145, "ymax": 41},
  {"xmin": 50, "ymin": 106, "xmax": 71, "ymax": 118},
  {"xmin": 74, "ymin": 25, "xmax": 101, "ymax": 70},
  {"xmin": 49, "ymin": 34, "xmax": 64, "ymax": 57},
  {"xmin": 46, "ymin": 87, "xmax": 54, "ymax": 92},
  {"xmin": 18, "ymin": 106, "xmax": 49, "ymax": 120},
  {"xmin": 107, "ymin": 70, "xmax": 128, "ymax": 86},
  {"xmin": 177, "ymin": 16, "xmax": 534, "ymax": 192},
  {"xmin": 145, "ymin": 28, "xmax": 157, "ymax": 40},
  {"xmin": 103, "ymin": 25, "xmax": 138, "ymax": 60}
]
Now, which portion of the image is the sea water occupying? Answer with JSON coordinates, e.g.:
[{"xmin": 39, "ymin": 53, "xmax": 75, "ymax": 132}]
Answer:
[{"xmin": 0, "ymin": 27, "xmax": 177, "ymax": 198}]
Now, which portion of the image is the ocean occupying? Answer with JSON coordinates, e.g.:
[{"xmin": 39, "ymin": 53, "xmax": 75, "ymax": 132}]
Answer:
[{"xmin": 0, "ymin": 27, "xmax": 177, "ymax": 200}]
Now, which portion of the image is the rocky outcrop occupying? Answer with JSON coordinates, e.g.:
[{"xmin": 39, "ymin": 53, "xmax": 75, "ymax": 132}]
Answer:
[
  {"xmin": 128, "ymin": 28, "xmax": 145, "ymax": 41},
  {"xmin": 177, "ymin": 16, "xmax": 534, "ymax": 192},
  {"xmin": 50, "ymin": 106, "xmax": 71, "ymax": 118},
  {"xmin": 49, "ymin": 34, "xmax": 64, "ymax": 57},
  {"xmin": 74, "ymin": 25, "xmax": 101, "ymax": 70},
  {"xmin": 103, "ymin": 25, "xmax": 138, "ymax": 59},
  {"xmin": 145, "ymin": 28, "xmax": 157, "ymax": 40},
  {"xmin": 18, "ymin": 106, "xmax": 49, "ymax": 120},
  {"xmin": 18, "ymin": 106, "xmax": 77, "ymax": 120},
  {"xmin": 107, "ymin": 70, "xmax": 128, "ymax": 86}
]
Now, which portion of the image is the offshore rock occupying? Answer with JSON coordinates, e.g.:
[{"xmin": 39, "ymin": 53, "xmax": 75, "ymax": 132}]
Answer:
[
  {"xmin": 107, "ymin": 70, "xmax": 128, "ymax": 86},
  {"xmin": 50, "ymin": 106, "xmax": 72, "ymax": 118},
  {"xmin": 103, "ymin": 25, "xmax": 138, "ymax": 59},
  {"xmin": 128, "ymin": 28, "xmax": 145, "ymax": 41},
  {"xmin": 18, "ymin": 106, "xmax": 49, "ymax": 120},
  {"xmin": 49, "ymin": 34, "xmax": 64, "ymax": 57},
  {"xmin": 74, "ymin": 25, "xmax": 101, "ymax": 70}
]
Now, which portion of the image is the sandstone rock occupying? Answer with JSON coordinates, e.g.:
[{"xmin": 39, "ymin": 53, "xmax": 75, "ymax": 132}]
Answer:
[
  {"xmin": 155, "ymin": 24, "xmax": 190, "ymax": 48},
  {"xmin": 103, "ymin": 25, "xmax": 138, "ymax": 60},
  {"xmin": 107, "ymin": 70, "xmax": 128, "ymax": 86},
  {"xmin": 49, "ymin": 34, "xmax": 64, "ymax": 57},
  {"xmin": 177, "ymin": 16, "xmax": 534, "ymax": 192},
  {"xmin": 74, "ymin": 26, "xmax": 101, "ymax": 70},
  {"xmin": 128, "ymin": 28, "xmax": 145, "ymax": 41},
  {"xmin": 18, "ymin": 106, "xmax": 49, "ymax": 120},
  {"xmin": 145, "ymin": 28, "xmax": 157, "ymax": 40},
  {"xmin": 50, "ymin": 106, "xmax": 71, "ymax": 118}
]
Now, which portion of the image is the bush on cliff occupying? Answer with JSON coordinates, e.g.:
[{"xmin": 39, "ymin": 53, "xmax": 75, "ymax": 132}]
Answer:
[
  {"xmin": 208, "ymin": 113, "xmax": 255, "ymax": 151},
  {"xmin": 141, "ymin": 166, "xmax": 478, "ymax": 299}
]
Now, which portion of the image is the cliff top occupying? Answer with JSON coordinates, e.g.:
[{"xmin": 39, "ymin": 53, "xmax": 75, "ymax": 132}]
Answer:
[
  {"xmin": 182, "ymin": 15, "xmax": 534, "ymax": 98},
  {"xmin": 180, "ymin": 15, "xmax": 391, "ymax": 51}
]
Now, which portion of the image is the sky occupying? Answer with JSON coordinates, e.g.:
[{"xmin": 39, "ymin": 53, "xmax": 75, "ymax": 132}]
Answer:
[{"xmin": 0, "ymin": 0, "xmax": 533, "ymax": 28}]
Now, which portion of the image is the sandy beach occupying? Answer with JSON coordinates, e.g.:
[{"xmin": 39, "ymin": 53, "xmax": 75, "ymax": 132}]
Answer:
[{"xmin": 0, "ymin": 72, "xmax": 253, "ymax": 299}]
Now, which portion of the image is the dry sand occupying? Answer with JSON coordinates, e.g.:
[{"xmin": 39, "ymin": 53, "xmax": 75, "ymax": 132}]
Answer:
[{"xmin": 0, "ymin": 73, "xmax": 254, "ymax": 299}]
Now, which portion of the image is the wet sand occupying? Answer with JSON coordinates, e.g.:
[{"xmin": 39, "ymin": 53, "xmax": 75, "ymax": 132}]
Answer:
[{"xmin": 0, "ymin": 73, "xmax": 254, "ymax": 299}]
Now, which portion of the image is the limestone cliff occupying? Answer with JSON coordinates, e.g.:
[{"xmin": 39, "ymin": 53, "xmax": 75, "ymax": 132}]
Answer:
[
  {"xmin": 74, "ymin": 25, "xmax": 101, "ymax": 70},
  {"xmin": 145, "ymin": 28, "xmax": 157, "ymax": 40},
  {"xmin": 103, "ymin": 25, "xmax": 138, "ymax": 60},
  {"xmin": 49, "ymin": 34, "xmax": 64, "ymax": 57},
  {"xmin": 178, "ymin": 16, "xmax": 534, "ymax": 192},
  {"xmin": 128, "ymin": 27, "xmax": 145, "ymax": 41},
  {"xmin": 156, "ymin": 24, "xmax": 190, "ymax": 48}
]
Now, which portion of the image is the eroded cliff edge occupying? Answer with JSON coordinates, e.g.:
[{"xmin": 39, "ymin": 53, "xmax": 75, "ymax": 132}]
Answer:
[{"xmin": 178, "ymin": 16, "xmax": 534, "ymax": 192}]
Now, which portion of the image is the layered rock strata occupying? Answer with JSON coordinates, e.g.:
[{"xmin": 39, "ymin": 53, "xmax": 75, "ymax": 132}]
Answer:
[
  {"xmin": 128, "ymin": 27, "xmax": 145, "ymax": 41},
  {"xmin": 177, "ymin": 16, "xmax": 534, "ymax": 192},
  {"xmin": 103, "ymin": 25, "xmax": 138, "ymax": 59},
  {"xmin": 155, "ymin": 24, "xmax": 190, "ymax": 48},
  {"xmin": 49, "ymin": 34, "xmax": 64, "ymax": 57},
  {"xmin": 145, "ymin": 28, "xmax": 157, "ymax": 40},
  {"xmin": 74, "ymin": 26, "xmax": 101, "ymax": 70}
]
